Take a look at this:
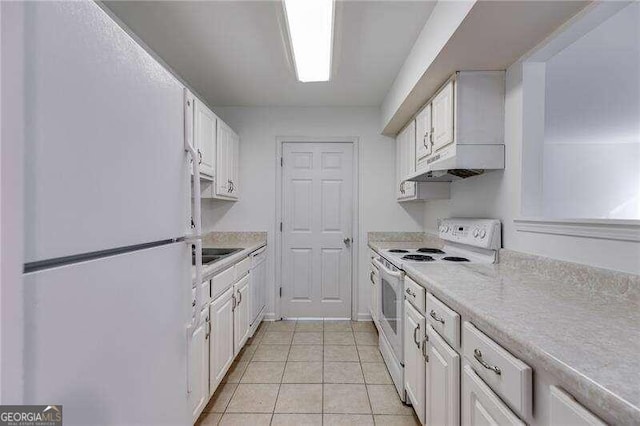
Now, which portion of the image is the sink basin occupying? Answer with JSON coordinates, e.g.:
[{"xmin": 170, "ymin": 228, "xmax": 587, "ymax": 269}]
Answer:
[
  {"xmin": 192, "ymin": 247, "xmax": 243, "ymax": 266},
  {"xmin": 202, "ymin": 248, "xmax": 243, "ymax": 256}
]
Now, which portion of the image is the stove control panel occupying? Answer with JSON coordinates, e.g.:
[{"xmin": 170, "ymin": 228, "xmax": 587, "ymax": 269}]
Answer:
[{"xmin": 438, "ymin": 218, "xmax": 501, "ymax": 250}]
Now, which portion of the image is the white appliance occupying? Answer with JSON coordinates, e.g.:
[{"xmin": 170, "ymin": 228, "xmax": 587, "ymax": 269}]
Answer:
[
  {"xmin": 248, "ymin": 246, "xmax": 267, "ymax": 337},
  {"xmin": 375, "ymin": 218, "xmax": 501, "ymax": 399},
  {"xmin": 18, "ymin": 3, "xmax": 203, "ymax": 425}
]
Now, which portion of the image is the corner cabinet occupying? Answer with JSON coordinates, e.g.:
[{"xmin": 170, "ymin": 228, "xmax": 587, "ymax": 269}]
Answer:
[{"xmin": 396, "ymin": 121, "xmax": 450, "ymax": 202}]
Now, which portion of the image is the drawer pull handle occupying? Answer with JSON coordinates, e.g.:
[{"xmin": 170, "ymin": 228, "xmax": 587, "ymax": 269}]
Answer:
[
  {"xmin": 413, "ymin": 324, "xmax": 421, "ymax": 349},
  {"xmin": 406, "ymin": 288, "xmax": 416, "ymax": 297},
  {"xmin": 429, "ymin": 310, "xmax": 445, "ymax": 324},
  {"xmin": 474, "ymin": 348, "xmax": 502, "ymax": 375},
  {"xmin": 421, "ymin": 335, "xmax": 429, "ymax": 361}
]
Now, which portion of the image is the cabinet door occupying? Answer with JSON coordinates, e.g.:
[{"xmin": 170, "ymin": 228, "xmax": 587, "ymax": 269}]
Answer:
[
  {"xmin": 215, "ymin": 122, "xmax": 231, "ymax": 197},
  {"xmin": 427, "ymin": 325, "xmax": 460, "ymax": 426},
  {"xmin": 415, "ymin": 104, "xmax": 432, "ymax": 167},
  {"xmin": 396, "ymin": 130, "xmax": 404, "ymax": 199},
  {"xmin": 229, "ymin": 131, "xmax": 240, "ymax": 199},
  {"xmin": 194, "ymin": 99, "xmax": 216, "ymax": 178},
  {"xmin": 432, "ymin": 80, "xmax": 455, "ymax": 153},
  {"xmin": 462, "ymin": 365, "xmax": 524, "ymax": 426},
  {"xmin": 209, "ymin": 287, "xmax": 234, "ymax": 393},
  {"xmin": 404, "ymin": 301, "xmax": 426, "ymax": 424},
  {"xmin": 234, "ymin": 274, "xmax": 251, "ymax": 353},
  {"xmin": 403, "ymin": 121, "xmax": 416, "ymax": 197},
  {"xmin": 189, "ymin": 309, "xmax": 209, "ymax": 423}
]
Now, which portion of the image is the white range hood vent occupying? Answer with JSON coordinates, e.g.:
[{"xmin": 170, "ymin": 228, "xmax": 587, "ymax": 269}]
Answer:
[{"xmin": 406, "ymin": 144, "xmax": 505, "ymax": 182}]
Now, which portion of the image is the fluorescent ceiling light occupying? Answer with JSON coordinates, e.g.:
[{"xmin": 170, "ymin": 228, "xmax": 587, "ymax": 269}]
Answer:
[{"xmin": 283, "ymin": 0, "xmax": 334, "ymax": 82}]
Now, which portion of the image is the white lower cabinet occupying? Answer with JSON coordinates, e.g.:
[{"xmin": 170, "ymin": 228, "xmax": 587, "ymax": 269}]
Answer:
[
  {"xmin": 209, "ymin": 286, "xmax": 235, "ymax": 393},
  {"xmin": 189, "ymin": 308, "xmax": 210, "ymax": 423},
  {"xmin": 462, "ymin": 364, "xmax": 524, "ymax": 426},
  {"xmin": 404, "ymin": 300, "xmax": 426, "ymax": 424},
  {"xmin": 426, "ymin": 324, "xmax": 460, "ymax": 426},
  {"xmin": 233, "ymin": 274, "xmax": 251, "ymax": 353}
]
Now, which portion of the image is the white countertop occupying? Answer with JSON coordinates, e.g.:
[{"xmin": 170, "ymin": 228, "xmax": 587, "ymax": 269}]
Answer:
[{"xmin": 369, "ymin": 241, "xmax": 640, "ymax": 425}]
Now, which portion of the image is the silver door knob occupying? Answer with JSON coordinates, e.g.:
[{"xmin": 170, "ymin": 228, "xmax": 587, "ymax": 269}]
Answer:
[{"xmin": 343, "ymin": 238, "xmax": 351, "ymax": 247}]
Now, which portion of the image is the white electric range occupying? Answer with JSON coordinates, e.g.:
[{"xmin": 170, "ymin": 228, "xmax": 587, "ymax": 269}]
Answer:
[{"xmin": 373, "ymin": 218, "xmax": 501, "ymax": 399}]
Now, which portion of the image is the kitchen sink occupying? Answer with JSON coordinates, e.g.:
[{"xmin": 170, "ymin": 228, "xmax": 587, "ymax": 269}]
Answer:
[{"xmin": 192, "ymin": 247, "xmax": 243, "ymax": 266}]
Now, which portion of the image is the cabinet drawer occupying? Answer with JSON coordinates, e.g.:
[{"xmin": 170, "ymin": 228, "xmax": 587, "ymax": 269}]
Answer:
[
  {"xmin": 211, "ymin": 265, "xmax": 235, "ymax": 300},
  {"xmin": 550, "ymin": 386, "xmax": 605, "ymax": 426},
  {"xmin": 235, "ymin": 256, "xmax": 250, "ymax": 280},
  {"xmin": 462, "ymin": 364, "xmax": 524, "ymax": 426},
  {"xmin": 404, "ymin": 276, "xmax": 425, "ymax": 311},
  {"xmin": 463, "ymin": 322, "xmax": 532, "ymax": 419},
  {"xmin": 426, "ymin": 293, "xmax": 460, "ymax": 348}
]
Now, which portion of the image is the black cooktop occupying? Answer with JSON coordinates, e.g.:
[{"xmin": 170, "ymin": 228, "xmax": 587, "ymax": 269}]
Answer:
[
  {"xmin": 442, "ymin": 256, "xmax": 470, "ymax": 262},
  {"xmin": 417, "ymin": 248, "xmax": 445, "ymax": 254},
  {"xmin": 402, "ymin": 254, "xmax": 435, "ymax": 262}
]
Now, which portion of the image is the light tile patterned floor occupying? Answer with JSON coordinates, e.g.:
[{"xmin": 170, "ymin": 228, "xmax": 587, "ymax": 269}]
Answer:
[{"xmin": 197, "ymin": 320, "xmax": 420, "ymax": 426}]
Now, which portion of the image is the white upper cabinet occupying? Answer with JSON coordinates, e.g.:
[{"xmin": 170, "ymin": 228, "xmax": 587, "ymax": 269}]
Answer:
[
  {"xmin": 215, "ymin": 120, "xmax": 239, "ymax": 200},
  {"xmin": 415, "ymin": 104, "xmax": 432, "ymax": 164},
  {"xmin": 396, "ymin": 122, "xmax": 416, "ymax": 200},
  {"xmin": 431, "ymin": 80, "xmax": 455, "ymax": 153},
  {"xmin": 194, "ymin": 99, "xmax": 216, "ymax": 179},
  {"xmin": 396, "ymin": 120, "xmax": 450, "ymax": 202}
]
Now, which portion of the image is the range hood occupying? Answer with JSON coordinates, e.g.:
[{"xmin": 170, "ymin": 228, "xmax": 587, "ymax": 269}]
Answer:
[{"xmin": 406, "ymin": 144, "xmax": 505, "ymax": 182}]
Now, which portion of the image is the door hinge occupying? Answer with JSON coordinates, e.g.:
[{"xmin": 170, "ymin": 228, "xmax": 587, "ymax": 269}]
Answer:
[
  {"xmin": 280, "ymin": 222, "xmax": 283, "ymax": 232},
  {"xmin": 280, "ymin": 157, "xmax": 283, "ymax": 167},
  {"xmin": 279, "ymin": 287, "xmax": 282, "ymax": 298}
]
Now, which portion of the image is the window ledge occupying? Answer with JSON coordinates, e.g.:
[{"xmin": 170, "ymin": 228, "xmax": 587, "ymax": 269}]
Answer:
[{"xmin": 514, "ymin": 218, "xmax": 640, "ymax": 242}]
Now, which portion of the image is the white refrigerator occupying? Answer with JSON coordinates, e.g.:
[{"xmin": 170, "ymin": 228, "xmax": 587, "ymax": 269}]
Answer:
[{"xmin": 20, "ymin": 2, "xmax": 203, "ymax": 425}]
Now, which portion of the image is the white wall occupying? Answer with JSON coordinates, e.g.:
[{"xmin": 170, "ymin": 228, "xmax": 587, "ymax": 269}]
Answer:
[
  {"xmin": 542, "ymin": 2, "xmax": 639, "ymax": 219},
  {"xmin": 423, "ymin": 61, "xmax": 640, "ymax": 275},
  {"xmin": 380, "ymin": 0, "xmax": 475, "ymax": 132},
  {"xmin": 203, "ymin": 107, "xmax": 424, "ymax": 319}
]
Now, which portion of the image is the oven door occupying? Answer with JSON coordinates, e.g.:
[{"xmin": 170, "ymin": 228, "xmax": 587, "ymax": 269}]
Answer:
[{"xmin": 374, "ymin": 258, "xmax": 404, "ymax": 363}]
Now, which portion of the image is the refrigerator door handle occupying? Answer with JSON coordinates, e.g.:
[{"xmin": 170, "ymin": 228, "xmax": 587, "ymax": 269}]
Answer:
[{"xmin": 184, "ymin": 89, "xmax": 204, "ymax": 395}]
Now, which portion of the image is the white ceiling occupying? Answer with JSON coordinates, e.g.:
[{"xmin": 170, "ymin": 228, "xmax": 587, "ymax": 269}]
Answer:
[{"xmin": 104, "ymin": 1, "xmax": 436, "ymax": 107}]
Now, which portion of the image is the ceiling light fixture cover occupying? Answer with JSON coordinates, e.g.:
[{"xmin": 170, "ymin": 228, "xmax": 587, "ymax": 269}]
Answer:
[{"xmin": 283, "ymin": 0, "xmax": 334, "ymax": 82}]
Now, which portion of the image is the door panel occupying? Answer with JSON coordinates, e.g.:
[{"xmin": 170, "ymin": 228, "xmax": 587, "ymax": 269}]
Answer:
[
  {"xmin": 404, "ymin": 301, "xmax": 426, "ymax": 424},
  {"xmin": 416, "ymin": 104, "xmax": 432, "ymax": 164},
  {"xmin": 282, "ymin": 143, "xmax": 353, "ymax": 318},
  {"xmin": 210, "ymin": 287, "xmax": 234, "ymax": 392},
  {"xmin": 234, "ymin": 275, "xmax": 251, "ymax": 351},
  {"xmin": 195, "ymin": 99, "xmax": 216, "ymax": 178},
  {"xmin": 427, "ymin": 325, "xmax": 460, "ymax": 426},
  {"xmin": 190, "ymin": 309, "xmax": 209, "ymax": 422},
  {"xmin": 432, "ymin": 80, "xmax": 455, "ymax": 152}
]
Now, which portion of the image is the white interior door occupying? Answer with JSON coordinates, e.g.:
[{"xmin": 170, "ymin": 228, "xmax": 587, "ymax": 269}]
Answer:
[{"xmin": 281, "ymin": 142, "xmax": 353, "ymax": 318}]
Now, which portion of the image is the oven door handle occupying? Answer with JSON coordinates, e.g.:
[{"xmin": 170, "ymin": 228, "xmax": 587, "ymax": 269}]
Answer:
[{"xmin": 373, "ymin": 258, "xmax": 403, "ymax": 278}]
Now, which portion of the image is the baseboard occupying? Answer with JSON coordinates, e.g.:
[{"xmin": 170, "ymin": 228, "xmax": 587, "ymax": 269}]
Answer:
[
  {"xmin": 263, "ymin": 312, "xmax": 277, "ymax": 321},
  {"xmin": 356, "ymin": 312, "xmax": 373, "ymax": 321}
]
